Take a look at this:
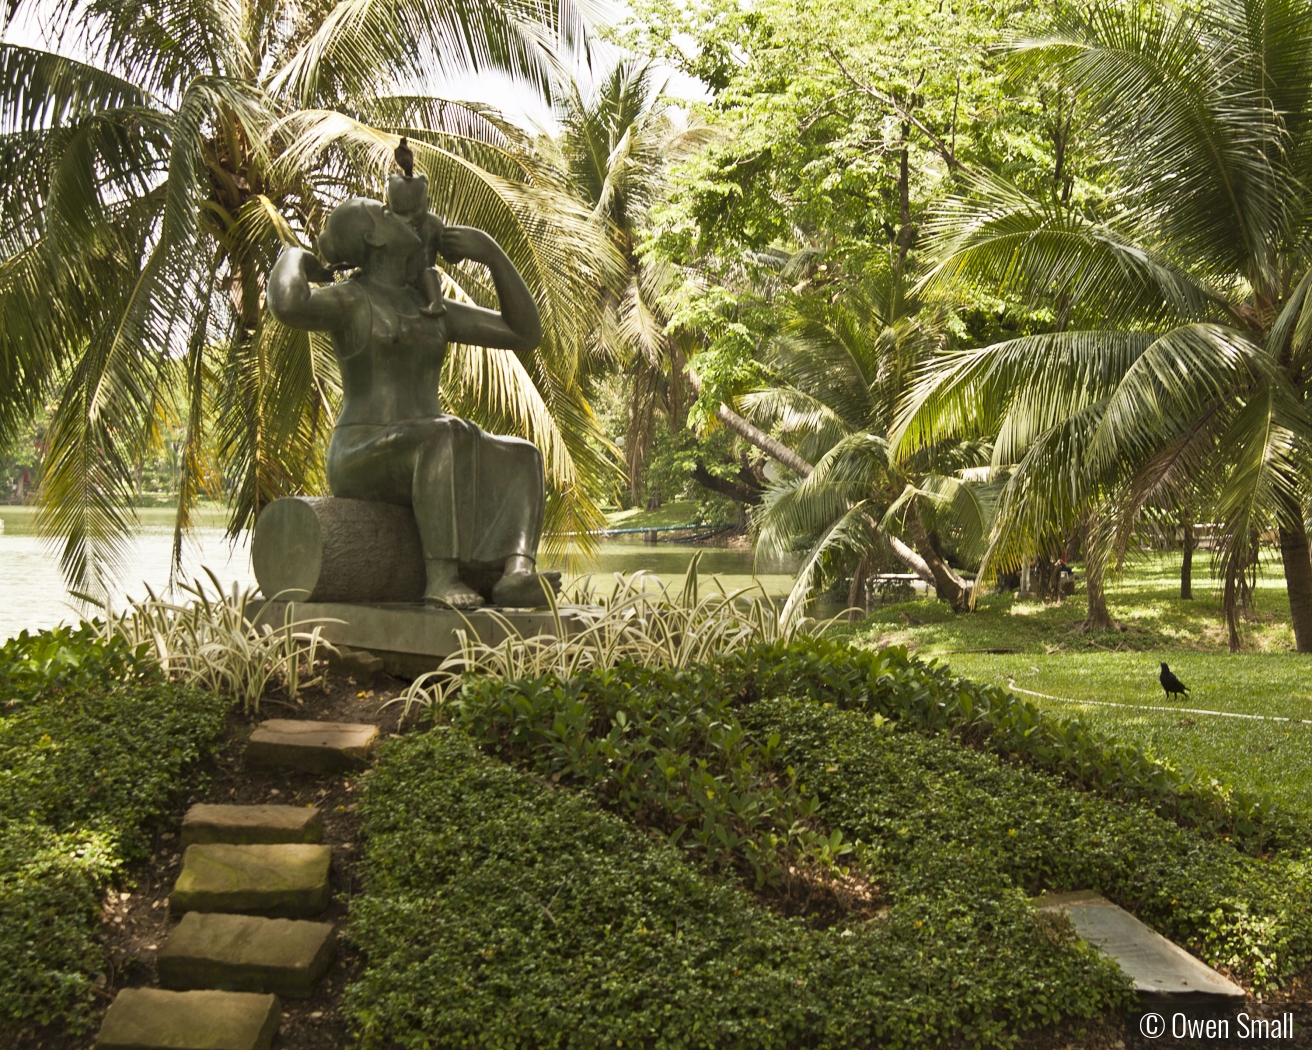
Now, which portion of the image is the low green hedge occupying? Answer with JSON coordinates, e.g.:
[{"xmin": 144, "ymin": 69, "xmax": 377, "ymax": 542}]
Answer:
[
  {"xmin": 447, "ymin": 645, "xmax": 1311, "ymax": 989},
  {"xmin": 0, "ymin": 625, "xmax": 230, "ymax": 1029},
  {"xmin": 749, "ymin": 698, "xmax": 1312, "ymax": 989},
  {"xmin": 346, "ymin": 730, "xmax": 1127, "ymax": 1050},
  {"xmin": 716, "ymin": 638, "xmax": 1289, "ymax": 849}
]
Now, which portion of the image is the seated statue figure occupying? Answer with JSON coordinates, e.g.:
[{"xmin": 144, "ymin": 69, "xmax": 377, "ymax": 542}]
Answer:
[{"xmin": 267, "ymin": 191, "xmax": 559, "ymax": 610}]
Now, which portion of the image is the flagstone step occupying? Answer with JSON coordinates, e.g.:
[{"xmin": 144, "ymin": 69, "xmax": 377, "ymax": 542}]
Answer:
[
  {"xmin": 181, "ymin": 803, "xmax": 323, "ymax": 847},
  {"xmin": 158, "ymin": 912, "xmax": 336, "ymax": 999},
  {"xmin": 95, "ymin": 988, "xmax": 279, "ymax": 1050},
  {"xmin": 171, "ymin": 843, "xmax": 332, "ymax": 918},
  {"xmin": 1035, "ymin": 891, "xmax": 1246, "ymax": 1003},
  {"xmin": 245, "ymin": 719, "xmax": 378, "ymax": 774}
]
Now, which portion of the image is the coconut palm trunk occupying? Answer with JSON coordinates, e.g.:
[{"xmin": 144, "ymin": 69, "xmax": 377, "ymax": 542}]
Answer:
[
  {"xmin": 1279, "ymin": 507, "xmax": 1312, "ymax": 652},
  {"xmin": 905, "ymin": 499, "xmax": 971, "ymax": 610}
]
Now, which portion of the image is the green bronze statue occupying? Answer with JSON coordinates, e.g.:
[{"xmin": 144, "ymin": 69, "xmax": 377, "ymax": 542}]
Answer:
[{"xmin": 267, "ymin": 175, "xmax": 559, "ymax": 610}]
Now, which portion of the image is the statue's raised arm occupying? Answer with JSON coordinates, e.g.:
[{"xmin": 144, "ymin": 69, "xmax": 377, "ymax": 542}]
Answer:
[
  {"xmin": 265, "ymin": 189, "xmax": 558, "ymax": 610},
  {"xmin": 268, "ymin": 247, "xmax": 359, "ymax": 331},
  {"xmin": 436, "ymin": 225, "xmax": 542, "ymax": 352}
]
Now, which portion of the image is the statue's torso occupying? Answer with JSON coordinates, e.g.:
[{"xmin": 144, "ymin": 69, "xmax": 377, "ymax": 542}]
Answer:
[{"xmin": 333, "ymin": 277, "xmax": 447, "ymax": 426}]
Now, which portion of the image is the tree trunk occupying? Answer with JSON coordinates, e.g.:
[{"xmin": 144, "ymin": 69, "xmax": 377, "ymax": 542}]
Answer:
[
  {"xmin": 1224, "ymin": 564, "xmax": 1242, "ymax": 653},
  {"xmin": 684, "ymin": 369, "xmax": 815, "ymax": 478},
  {"xmin": 1081, "ymin": 561, "xmax": 1117, "ymax": 632},
  {"xmin": 1180, "ymin": 512, "xmax": 1194, "ymax": 600},
  {"xmin": 1077, "ymin": 515, "xmax": 1118, "ymax": 632},
  {"xmin": 905, "ymin": 500, "xmax": 971, "ymax": 611},
  {"xmin": 847, "ymin": 553, "xmax": 871, "ymax": 624},
  {"xmin": 1278, "ymin": 517, "xmax": 1312, "ymax": 653}
]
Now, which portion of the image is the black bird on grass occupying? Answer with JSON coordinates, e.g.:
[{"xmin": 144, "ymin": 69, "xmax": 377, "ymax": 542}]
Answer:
[
  {"xmin": 1159, "ymin": 662, "xmax": 1190, "ymax": 699},
  {"xmin": 395, "ymin": 136, "xmax": 414, "ymax": 178}
]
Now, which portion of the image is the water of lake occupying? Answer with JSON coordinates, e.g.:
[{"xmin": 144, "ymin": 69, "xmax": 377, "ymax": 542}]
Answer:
[{"xmin": 0, "ymin": 507, "xmax": 799, "ymax": 641}]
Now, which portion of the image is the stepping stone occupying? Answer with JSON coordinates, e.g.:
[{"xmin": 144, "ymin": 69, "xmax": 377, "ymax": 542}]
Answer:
[
  {"xmin": 245, "ymin": 719, "xmax": 378, "ymax": 774},
  {"xmin": 171, "ymin": 843, "xmax": 331, "ymax": 918},
  {"xmin": 95, "ymin": 988, "xmax": 279, "ymax": 1050},
  {"xmin": 158, "ymin": 912, "xmax": 336, "ymax": 998},
  {"xmin": 1036, "ymin": 891, "xmax": 1246, "ymax": 1003},
  {"xmin": 181, "ymin": 804, "xmax": 323, "ymax": 847}
]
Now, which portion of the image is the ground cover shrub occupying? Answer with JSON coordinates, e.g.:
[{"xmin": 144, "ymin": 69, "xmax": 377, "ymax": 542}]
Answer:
[
  {"xmin": 0, "ymin": 624, "xmax": 231, "ymax": 1029},
  {"xmin": 717, "ymin": 638, "xmax": 1291, "ymax": 849},
  {"xmin": 747, "ymin": 699, "xmax": 1312, "ymax": 989},
  {"xmin": 443, "ymin": 645, "xmax": 1309, "ymax": 989},
  {"xmin": 346, "ymin": 729, "xmax": 1126, "ymax": 1050},
  {"xmin": 455, "ymin": 665, "xmax": 849, "ymax": 904}
]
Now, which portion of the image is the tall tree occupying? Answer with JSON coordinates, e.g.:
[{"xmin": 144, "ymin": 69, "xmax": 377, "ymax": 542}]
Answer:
[
  {"xmin": 554, "ymin": 60, "xmax": 710, "ymax": 502},
  {"xmin": 896, "ymin": 0, "xmax": 1312, "ymax": 647},
  {"xmin": 0, "ymin": 0, "xmax": 621, "ymax": 592}
]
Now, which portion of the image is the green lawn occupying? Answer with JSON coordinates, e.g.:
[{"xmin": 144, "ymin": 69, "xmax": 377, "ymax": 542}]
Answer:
[
  {"xmin": 845, "ymin": 551, "xmax": 1312, "ymax": 821},
  {"xmin": 604, "ymin": 499, "xmax": 706, "ymax": 529}
]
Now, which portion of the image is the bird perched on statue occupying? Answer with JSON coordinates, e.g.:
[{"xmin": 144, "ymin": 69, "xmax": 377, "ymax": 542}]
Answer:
[
  {"xmin": 1159, "ymin": 662, "xmax": 1190, "ymax": 699},
  {"xmin": 394, "ymin": 136, "xmax": 414, "ymax": 178}
]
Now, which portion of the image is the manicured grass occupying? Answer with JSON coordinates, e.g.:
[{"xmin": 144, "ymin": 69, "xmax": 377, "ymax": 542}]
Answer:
[
  {"xmin": 843, "ymin": 550, "xmax": 1312, "ymax": 821},
  {"xmin": 850, "ymin": 551, "xmax": 1295, "ymax": 656},
  {"xmin": 945, "ymin": 651, "xmax": 1312, "ymax": 822},
  {"xmin": 604, "ymin": 498, "xmax": 707, "ymax": 529},
  {"xmin": 0, "ymin": 504, "xmax": 230, "ymax": 535}
]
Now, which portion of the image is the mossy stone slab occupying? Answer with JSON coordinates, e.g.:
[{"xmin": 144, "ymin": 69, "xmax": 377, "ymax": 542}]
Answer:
[
  {"xmin": 245, "ymin": 719, "xmax": 378, "ymax": 774},
  {"xmin": 180, "ymin": 804, "xmax": 323, "ymax": 847},
  {"xmin": 158, "ymin": 912, "xmax": 336, "ymax": 998},
  {"xmin": 1036, "ymin": 891, "xmax": 1246, "ymax": 1003},
  {"xmin": 171, "ymin": 844, "xmax": 331, "ymax": 918},
  {"xmin": 95, "ymin": 988, "xmax": 280, "ymax": 1050}
]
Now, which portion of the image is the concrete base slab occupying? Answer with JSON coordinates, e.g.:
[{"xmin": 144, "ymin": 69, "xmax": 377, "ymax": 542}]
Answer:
[
  {"xmin": 158, "ymin": 912, "xmax": 336, "ymax": 998},
  {"xmin": 1036, "ymin": 891, "xmax": 1246, "ymax": 1003},
  {"xmin": 95, "ymin": 988, "xmax": 279, "ymax": 1050},
  {"xmin": 171, "ymin": 844, "xmax": 331, "ymax": 918},
  {"xmin": 245, "ymin": 719, "xmax": 378, "ymax": 774},
  {"xmin": 181, "ymin": 804, "xmax": 323, "ymax": 847},
  {"xmin": 326, "ymin": 646, "xmax": 386, "ymax": 684},
  {"xmin": 256, "ymin": 599, "xmax": 596, "ymax": 676}
]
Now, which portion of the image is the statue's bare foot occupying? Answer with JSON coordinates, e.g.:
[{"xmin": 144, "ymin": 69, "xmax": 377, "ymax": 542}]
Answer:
[
  {"xmin": 491, "ymin": 571, "xmax": 560, "ymax": 608},
  {"xmin": 424, "ymin": 581, "xmax": 484, "ymax": 610}
]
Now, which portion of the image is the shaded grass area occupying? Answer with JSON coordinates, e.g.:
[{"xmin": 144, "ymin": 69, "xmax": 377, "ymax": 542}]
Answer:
[
  {"xmin": 843, "ymin": 551, "xmax": 1312, "ymax": 821},
  {"xmin": 849, "ymin": 551, "xmax": 1295, "ymax": 656}
]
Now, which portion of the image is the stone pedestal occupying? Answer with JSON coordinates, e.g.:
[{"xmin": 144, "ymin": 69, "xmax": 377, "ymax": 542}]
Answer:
[{"xmin": 256, "ymin": 600, "xmax": 593, "ymax": 677}]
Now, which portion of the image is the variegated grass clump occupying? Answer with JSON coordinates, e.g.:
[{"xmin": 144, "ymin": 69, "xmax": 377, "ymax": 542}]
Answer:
[
  {"xmin": 90, "ymin": 569, "xmax": 335, "ymax": 712},
  {"xmin": 398, "ymin": 552, "xmax": 836, "ymax": 716}
]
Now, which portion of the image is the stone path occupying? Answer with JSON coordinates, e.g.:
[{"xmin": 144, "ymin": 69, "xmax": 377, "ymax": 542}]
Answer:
[{"xmin": 94, "ymin": 720, "xmax": 379, "ymax": 1050}]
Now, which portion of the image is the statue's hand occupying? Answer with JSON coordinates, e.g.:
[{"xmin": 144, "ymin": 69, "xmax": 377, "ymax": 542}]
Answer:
[
  {"xmin": 303, "ymin": 256, "xmax": 337, "ymax": 283},
  {"xmin": 439, "ymin": 225, "xmax": 491, "ymax": 266}
]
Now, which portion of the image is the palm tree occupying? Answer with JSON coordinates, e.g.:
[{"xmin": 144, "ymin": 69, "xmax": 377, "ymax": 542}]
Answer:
[
  {"xmin": 553, "ymin": 59, "xmax": 710, "ymax": 503},
  {"xmin": 894, "ymin": 0, "xmax": 1312, "ymax": 648},
  {"xmin": 745, "ymin": 261, "xmax": 993, "ymax": 618},
  {"xmin": 0, "ymin": 0, "xmax": 621, "ymax": 593}
]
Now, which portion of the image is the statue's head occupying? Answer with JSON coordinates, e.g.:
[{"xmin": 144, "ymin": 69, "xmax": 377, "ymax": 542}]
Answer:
[
  {"xmin": 387, "ymin": 173, "xmax": 429, "ymax": 220},
  {"xmin": 316, "ymin": 197, "xmax": 420, "ymax": 268}
]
